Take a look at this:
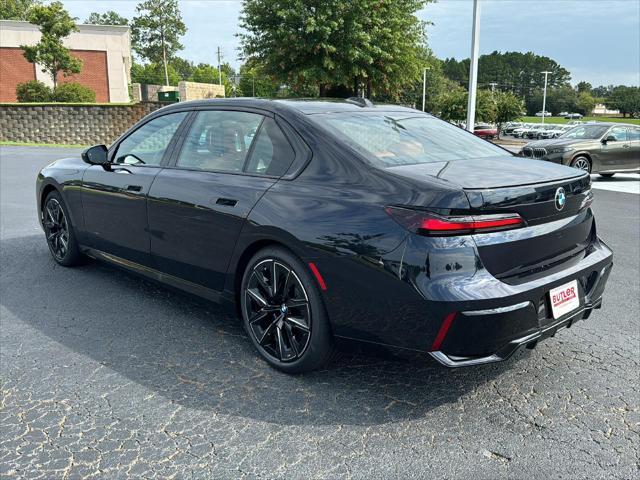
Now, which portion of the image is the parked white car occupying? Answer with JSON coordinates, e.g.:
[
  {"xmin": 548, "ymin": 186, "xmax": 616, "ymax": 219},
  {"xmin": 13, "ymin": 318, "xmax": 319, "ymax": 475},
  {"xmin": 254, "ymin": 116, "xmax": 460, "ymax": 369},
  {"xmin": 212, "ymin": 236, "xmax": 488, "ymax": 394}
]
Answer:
[{"xmin": 535, "ymin": 111, "xmax": 552, "ymax": 117}]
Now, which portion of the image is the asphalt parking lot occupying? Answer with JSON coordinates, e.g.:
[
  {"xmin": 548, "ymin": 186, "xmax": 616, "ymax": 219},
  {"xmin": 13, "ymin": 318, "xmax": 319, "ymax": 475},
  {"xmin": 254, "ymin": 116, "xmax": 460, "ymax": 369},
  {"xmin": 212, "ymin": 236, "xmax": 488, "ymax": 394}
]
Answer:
[{"xmin": 1, "ymin": 146, "xmax": 638, "ymax": 479}]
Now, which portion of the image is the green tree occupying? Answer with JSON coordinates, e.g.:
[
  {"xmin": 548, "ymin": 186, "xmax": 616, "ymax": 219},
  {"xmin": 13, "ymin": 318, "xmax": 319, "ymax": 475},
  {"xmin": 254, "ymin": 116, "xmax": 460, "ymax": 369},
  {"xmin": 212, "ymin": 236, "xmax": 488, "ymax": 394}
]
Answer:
[
  {"xmin": 436, "ymin": 86, "xmax": 496, "ymax": 123},
  {"xmin": 131, "ymin": 61, "xmax": 180, "ymax": 86},
  {"xmin": 237, "ymin": 60, "xmax": 280, "ymax": 97},
  {"xmin": 441, "ymin": 51, "xmax": 571, "ymax": 107},
  {"xmin": 494, "ymin": 90, "xmax": 525, "ymax": 127},
  {"xmin": 84, "ymin": 11, "xmax": 128, "ymax": 25},
  {"xmin": 131, "ymin": 0, "xmax": 186, "ymax": 86},
  {"xmin": 0, "ymin": 0, "xmax": 41, "ymax": 20},
  {"xmin": 576, "ymin": 91, "xmax": 596, "ymax": 116},
  {"xmin": 575, "ymin": 81, "xmax": 592, "ymax": 94},
  {"xmin": 239, "ymin": 0, "xmax": 433, "ymax": 97},
  {"xmin": 606, "ymin": 86, "xmax": 640, "ymax": 118},
  {"xmin": 21, "ymin": 1, "xmax": 82, "ymax": 88},
  {"xmin": 171, "ymin": 57, "xmax": 195, "ymax": 80},
  {"xmin": 190, "ymin": 63, "xmax": 234, "ymax": 96}
]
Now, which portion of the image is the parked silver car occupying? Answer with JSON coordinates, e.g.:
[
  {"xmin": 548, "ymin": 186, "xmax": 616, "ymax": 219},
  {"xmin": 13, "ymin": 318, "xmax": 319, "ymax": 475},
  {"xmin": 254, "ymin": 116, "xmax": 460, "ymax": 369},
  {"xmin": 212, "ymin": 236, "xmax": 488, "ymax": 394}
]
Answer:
[{"xmin": 520, "ymin": 123, "xmax": 640, "ymax": 176}]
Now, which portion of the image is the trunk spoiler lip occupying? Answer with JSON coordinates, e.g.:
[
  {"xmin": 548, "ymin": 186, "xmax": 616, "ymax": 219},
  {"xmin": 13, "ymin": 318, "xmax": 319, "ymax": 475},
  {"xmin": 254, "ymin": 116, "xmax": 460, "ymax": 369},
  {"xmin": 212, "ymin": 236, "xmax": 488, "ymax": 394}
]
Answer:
[{"xmin": 461, "ymin": 172, "xmax": 589, "ymax": 191}]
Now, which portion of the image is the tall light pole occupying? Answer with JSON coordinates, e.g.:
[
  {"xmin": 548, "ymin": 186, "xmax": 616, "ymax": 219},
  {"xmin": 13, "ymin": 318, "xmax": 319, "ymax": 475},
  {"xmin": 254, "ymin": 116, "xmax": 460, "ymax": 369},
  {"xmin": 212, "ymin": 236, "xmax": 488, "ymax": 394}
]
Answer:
[
  {"xmin": 422, "ymin": 67, "xmax": 429, "ymax": 112},
  {"xmin": 466, "ymin": 0, "xmax": 481, "ymax": 132},
  {"xmin": 541, "ymin": 71, "xmax": 551, "ymax": 124}
]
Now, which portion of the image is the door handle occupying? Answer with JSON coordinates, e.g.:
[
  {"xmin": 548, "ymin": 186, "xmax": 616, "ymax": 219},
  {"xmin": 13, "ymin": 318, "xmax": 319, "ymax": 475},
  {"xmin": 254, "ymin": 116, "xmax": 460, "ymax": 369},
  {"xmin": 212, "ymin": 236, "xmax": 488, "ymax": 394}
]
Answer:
[
  {"xmin": 125, "ymin": 184, "xmax": 143, "ymax": 192},
  {"xmin": 215, "ymin": 197, "xmax": 237, "ymax": 207}
]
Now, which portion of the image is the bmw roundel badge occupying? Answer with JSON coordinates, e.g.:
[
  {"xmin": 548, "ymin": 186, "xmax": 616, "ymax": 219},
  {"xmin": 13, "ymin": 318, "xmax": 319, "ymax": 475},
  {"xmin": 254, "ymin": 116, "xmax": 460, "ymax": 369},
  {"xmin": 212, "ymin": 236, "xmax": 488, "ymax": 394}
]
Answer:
[{"xmin": 555, "ymin": 187, "xmax": 566, "ymax": 211}]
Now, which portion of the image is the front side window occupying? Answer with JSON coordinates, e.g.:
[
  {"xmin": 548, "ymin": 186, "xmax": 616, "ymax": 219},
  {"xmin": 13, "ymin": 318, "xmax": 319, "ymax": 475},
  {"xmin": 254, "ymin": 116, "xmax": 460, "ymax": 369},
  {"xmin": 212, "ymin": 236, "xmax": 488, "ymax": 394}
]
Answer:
[
  {"xmin": 312, "ymin": 113, "xmax": 507, "ymax": 167},
  {"xmin": 176, "ymin": 110, "xmax": 263, "ymax": 173},
  {"xmin": 608, "ymin": 126, "xmax": 627, "ymax": 142},
  {"xmin": 114, "ymin": 112, "xmax": 188, "ymax": 166},
  {"xmin": 560, "ymin": 125, "xmax": 609, "ymax": 140}
]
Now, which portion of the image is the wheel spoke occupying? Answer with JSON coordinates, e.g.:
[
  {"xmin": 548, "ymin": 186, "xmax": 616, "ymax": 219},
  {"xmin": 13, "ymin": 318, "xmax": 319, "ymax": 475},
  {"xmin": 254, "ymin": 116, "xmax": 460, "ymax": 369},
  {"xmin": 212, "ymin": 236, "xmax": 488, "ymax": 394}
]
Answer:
[
  {"xmin": 254, "ymin": 270, "xmax": 272, "ymax": 299},
  {"xmin": 286, "ymin": 316, "xmax": 309, "ymax": 331},
  {"xmin": 286, "ymin": 299, "xmax": 308, "ymax": 309},
  {"xmin": 257, "ymin": 315, "xmax": 280, "ymax": 345},
  {"xmin": 247, "ymin": 287, "xmax": 268, "ymax": 307},
  {"xmin": 284, "ymin": 322, "xmax": 299, "ymax": 357},
  {"xmin": 275, "ymin": 325, "xmax": 285, "ymax": 359},
  {"xmin": 248, "ymin": 309, "xmax": 270, "ymax": 325},
  {"xmin": 271, "ymin": 261, "xmax": 278, "ymax": 297}
]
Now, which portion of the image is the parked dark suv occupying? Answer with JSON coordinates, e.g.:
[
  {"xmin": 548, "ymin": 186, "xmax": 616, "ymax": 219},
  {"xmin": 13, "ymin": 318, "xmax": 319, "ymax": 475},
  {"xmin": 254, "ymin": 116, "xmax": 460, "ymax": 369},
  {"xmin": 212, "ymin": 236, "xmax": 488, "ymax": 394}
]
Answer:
[{"xmin": 520, "ymin": 123, "xmax": 640, "ymax": 176}]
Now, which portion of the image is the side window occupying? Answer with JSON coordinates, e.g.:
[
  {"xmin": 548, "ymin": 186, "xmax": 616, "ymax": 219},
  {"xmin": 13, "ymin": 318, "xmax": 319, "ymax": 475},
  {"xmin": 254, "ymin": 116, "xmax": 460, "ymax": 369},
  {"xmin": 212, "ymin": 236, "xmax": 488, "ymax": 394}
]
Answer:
[
  {"xmin": 609, "ymin": 127, "xmax": 627, "ymax": 142},
  {"xmin": 245, "ymin": 118, "xmax": 296, "ymax": 176},
  {"xmin": 176, "ymin": 110, "xmax": 263, "ymax": 173},
  {"xmin": 627, "ymin": 127, "xmax": 640, "ymax": 141},
  {"xmin": 114, "ymin": 112, "xmax": 188, "ymax": 166}
]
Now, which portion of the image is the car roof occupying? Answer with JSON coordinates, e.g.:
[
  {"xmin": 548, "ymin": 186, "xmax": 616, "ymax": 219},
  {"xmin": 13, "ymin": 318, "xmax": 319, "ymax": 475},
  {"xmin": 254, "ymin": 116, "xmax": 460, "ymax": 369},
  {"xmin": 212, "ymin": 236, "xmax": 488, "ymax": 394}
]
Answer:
[
  {"xmin": 160, "ymin": 97, "xmax": 422, "ymax": 116},
  {"xmin": 569, "ymin": 122, "xmax": 637, "ymax": 128}
]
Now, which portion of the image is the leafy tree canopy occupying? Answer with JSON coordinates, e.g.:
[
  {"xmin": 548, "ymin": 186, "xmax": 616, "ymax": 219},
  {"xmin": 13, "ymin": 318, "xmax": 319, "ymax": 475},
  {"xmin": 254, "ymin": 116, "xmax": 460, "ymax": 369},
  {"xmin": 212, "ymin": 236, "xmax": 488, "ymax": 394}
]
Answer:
[
  {"xmin": 0, "ymin": 0, "xmax": 41, "ymax": 20},
  {"xmin": 606, "ymin": 86, "xmax": 640, "ymax": 118},
  {"xmin": 442, "ymin": 51, "xmax": 571, "ymax": 103},
  {"xmin": 21, "ymin": 1, "xmax": 81, "ymax": 88},
  {"xmin": 84, "ymin": 11, "xmax": 129, "ymax": 25},
  {"xmin": 239, "ymin": 0, "xmax": 433, "ymax": 98},
  {"xmin": 132, "ymin": 0, "xmax": 186, "ymax": 85}
]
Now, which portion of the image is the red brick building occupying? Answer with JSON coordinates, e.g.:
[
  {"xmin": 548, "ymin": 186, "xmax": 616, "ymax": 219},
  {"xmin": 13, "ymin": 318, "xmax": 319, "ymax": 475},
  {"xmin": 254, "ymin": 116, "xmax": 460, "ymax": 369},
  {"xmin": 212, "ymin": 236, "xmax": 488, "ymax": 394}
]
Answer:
[{"xmin": 0, "ymin": 20, "xmax": 131, "ymax": 103}]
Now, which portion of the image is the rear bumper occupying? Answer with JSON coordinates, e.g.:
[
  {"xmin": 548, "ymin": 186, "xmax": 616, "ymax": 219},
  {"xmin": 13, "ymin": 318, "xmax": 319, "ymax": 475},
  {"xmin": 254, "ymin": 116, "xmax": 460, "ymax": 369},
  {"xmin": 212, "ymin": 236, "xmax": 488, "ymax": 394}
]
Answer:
[
  {"xmin": 429, "ymin": 292, "xmax": 605, "ymax": 367},
  {"xmin": 421, "ymin": 237, "xmax": 613, "ymax": 366}
]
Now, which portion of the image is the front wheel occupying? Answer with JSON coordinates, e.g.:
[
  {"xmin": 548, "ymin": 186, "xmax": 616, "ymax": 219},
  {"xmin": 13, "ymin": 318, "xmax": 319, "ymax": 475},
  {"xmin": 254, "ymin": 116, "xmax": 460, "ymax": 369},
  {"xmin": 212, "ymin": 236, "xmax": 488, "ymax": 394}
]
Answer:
[
  {"xmin": 42, "ymin": 191, "xmax": 83, "ymax": 266},
  {"xmin": 571, "ymin": 156, "xmax": 592, "ymax": 173},
  {"xmin": 240, "ymin": 246, "xmax": 335, "ymax": 373}
]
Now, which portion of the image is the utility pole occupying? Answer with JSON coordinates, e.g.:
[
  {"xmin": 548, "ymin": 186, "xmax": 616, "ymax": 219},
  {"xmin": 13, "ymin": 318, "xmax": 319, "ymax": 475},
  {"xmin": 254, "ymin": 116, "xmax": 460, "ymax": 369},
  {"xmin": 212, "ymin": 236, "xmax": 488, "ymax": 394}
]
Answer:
[
  {"xmin": 541, "ymin": 71, "xmax": 551, "ymax": 124},
  {"xmin": 217, "ymin": 47, "xmax": 222, "ymax": 85},
  {"xmin": 466, "ymin": 0, "xmax": 481, "ymax": 132}
]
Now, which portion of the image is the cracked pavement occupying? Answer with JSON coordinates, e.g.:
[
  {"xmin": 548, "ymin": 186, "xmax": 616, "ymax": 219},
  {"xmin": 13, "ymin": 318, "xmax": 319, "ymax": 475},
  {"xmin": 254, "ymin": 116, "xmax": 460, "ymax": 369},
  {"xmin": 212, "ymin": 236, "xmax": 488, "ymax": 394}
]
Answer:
[{"xmin": 1, "ymin": 146, "xmax": 638, "ymax": 479}]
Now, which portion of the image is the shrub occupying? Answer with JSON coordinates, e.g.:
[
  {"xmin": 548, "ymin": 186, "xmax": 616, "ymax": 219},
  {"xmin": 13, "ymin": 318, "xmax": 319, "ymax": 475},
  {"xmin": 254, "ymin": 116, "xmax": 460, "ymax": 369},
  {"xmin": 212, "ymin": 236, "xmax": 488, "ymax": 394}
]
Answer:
[
  {"xmin": 52, "ymin": 82, "xmax": 96, "ymax": 103},
  {"xmin": 16, "ymin": 80, "xmax": 52, "ymax": 102}
]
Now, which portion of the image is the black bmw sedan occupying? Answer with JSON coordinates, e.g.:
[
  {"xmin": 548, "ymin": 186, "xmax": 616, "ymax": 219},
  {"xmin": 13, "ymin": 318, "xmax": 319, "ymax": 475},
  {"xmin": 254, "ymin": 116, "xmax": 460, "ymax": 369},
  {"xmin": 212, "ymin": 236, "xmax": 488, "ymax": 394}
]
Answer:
[{"xmin": 37, "ymin": 98, "xmax": 613, "ymax": 373}]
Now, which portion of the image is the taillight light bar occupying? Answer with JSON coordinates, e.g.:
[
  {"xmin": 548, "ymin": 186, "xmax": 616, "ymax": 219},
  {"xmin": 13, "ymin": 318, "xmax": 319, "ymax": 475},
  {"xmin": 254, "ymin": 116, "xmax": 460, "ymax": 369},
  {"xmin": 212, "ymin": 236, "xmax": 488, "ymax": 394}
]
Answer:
[{"xmin": 385, "ymin": 206, "xmax": 524, "ymax": 236}]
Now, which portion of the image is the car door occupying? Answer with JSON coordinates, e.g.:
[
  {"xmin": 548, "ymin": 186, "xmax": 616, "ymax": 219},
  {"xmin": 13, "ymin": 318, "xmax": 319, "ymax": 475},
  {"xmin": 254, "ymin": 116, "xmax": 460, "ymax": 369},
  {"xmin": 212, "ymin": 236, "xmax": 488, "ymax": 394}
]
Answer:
[
  {"xmin": 598, "ymin": 126, "xmax": 629, "ymax": 172},
  {"xmin": 624, "ymin": 127, "xmax": 640, "ymax": 171},
  {"xmin": 81, "ymin": 111, "xmax": 189, "ymax": 266},
  {"xmin": 146, "ymin": 109, "xmax": 297, "ymax": 291}
]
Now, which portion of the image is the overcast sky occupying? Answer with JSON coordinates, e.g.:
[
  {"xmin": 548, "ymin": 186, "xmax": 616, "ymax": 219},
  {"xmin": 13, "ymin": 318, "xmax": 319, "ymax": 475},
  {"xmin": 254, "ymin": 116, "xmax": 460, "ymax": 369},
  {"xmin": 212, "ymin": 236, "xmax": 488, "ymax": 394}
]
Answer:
[{"xmin": 63, "ymin": 0, "xmax": 640, "ymax": 87}]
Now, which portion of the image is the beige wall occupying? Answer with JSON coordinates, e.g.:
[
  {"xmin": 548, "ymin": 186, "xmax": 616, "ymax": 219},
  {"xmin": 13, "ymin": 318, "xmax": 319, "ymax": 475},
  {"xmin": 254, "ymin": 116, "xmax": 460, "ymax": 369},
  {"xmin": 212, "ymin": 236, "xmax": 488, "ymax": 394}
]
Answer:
[
  {"xmin": 0, "ymin": 20, "xmax": 131, "ymax": 102},
  {"xmin": 179, "ymin": 81, "xmax": 225, "ymax": 101}
]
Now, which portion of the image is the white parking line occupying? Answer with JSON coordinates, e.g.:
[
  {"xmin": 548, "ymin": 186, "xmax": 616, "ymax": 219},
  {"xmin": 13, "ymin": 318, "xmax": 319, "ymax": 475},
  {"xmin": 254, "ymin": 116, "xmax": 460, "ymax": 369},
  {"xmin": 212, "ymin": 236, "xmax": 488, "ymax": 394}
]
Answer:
[{"xmin": 591, "ymin": 174, "xmax": 640, "ymax": 195}]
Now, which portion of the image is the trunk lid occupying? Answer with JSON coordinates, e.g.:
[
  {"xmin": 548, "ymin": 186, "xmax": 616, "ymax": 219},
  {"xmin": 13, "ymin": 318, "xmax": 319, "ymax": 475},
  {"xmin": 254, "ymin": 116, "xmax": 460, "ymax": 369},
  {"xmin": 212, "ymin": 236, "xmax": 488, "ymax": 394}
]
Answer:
[
  {"xmin": 387, "ymin": 156, "xmax": 594, "ymax": 283},
  {"xmin": 386, "ymin": 156, "xmax": 585, "ymax": 189}
]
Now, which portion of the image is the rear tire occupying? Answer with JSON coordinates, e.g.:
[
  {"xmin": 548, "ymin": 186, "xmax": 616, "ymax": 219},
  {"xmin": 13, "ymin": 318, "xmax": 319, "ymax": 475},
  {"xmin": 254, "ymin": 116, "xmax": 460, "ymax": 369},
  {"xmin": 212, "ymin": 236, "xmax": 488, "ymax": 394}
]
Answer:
[
  {"xmin": 240, "ymin": 246, "xmax": 335, "ymax": 373},
  {"xmin": 599, "ymin": 173, "xmax": 615, "ymax": 178},
  {"xmin": 42, "ymin": 191, "xmax": 83, "ymax": 266},
  {"xmin": 570, "ymin": 156, "xmax": 592, "ymax": 173}
]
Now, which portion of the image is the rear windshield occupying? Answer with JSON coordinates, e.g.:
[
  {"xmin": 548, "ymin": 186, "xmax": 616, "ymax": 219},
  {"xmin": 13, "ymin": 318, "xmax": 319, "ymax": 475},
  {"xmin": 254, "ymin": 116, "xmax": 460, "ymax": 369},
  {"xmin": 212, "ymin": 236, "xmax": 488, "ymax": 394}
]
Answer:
[{"xmin": 312, "ymin": 112, "xmax": 507, "ymax": 167}]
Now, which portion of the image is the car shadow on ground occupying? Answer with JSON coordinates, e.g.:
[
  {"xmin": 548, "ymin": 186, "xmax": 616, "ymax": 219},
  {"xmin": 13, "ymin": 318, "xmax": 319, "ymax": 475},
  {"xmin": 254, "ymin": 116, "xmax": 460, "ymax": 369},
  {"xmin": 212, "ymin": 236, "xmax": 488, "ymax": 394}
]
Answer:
[{"xmin": 1, "ymin": 234, "xmax": 530, "ymax": 427}]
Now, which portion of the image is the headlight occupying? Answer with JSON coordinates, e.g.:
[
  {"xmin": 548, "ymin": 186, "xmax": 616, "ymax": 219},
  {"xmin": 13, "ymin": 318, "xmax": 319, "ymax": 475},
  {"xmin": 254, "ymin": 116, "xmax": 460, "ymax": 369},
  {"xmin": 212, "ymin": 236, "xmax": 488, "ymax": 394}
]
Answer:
[{"xmin": 548, "ymin": 146, "xmax": 574, "ymax": 154}]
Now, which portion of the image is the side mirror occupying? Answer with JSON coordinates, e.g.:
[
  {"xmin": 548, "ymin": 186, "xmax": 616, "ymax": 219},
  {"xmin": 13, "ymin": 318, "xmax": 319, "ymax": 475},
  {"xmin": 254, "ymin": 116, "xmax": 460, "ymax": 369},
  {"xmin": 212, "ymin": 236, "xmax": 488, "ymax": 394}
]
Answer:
[{"xmin": 81, "ymin": 145, "xmax": 109, "ymax": 165}]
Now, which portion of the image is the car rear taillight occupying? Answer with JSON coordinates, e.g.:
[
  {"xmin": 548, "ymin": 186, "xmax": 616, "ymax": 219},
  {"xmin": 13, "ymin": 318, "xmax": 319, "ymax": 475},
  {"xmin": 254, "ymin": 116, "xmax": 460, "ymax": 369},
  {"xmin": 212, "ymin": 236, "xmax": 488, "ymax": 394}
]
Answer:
[{"xmin": 385, "ymin": 206, "xmax": 524, "ymax": 236}]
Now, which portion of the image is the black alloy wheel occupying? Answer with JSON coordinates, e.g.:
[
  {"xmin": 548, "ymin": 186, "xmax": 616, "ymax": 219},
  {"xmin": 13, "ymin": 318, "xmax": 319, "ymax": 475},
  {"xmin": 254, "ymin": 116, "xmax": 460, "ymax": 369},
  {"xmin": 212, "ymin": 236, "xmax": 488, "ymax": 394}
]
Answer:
[
  {"xmin": 42, "ymin": 191, "xmax": 83, "ymax": 266},
  {"xmin": 241, "ymin": 247, "xmax": 334, "ymax": 373},
  {"xmin": 43, "ymin": 197, "xmax": 70, "ymax": 261},
  {"xmin": 244, "ymin": 258, "xmax": 311, "ymax": 362}
]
